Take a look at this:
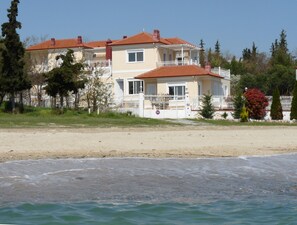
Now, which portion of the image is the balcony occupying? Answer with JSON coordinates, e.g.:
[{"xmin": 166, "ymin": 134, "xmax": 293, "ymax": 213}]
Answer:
[
  {"xmin": 157, "ymin": 59, "xmax": 199, "ymax": 67},
  {"xmin": 85, "ymin": 59, "xmax": 112, "ymax": 77},
  {"xmin": 211, "ymin": 67, "xmax": 231, "ymax": 79}
]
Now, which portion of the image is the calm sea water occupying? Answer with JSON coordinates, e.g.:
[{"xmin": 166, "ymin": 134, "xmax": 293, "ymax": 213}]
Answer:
[{"xmin": 0, "ymin": 155, "xmax": 297, "ymax": 224}]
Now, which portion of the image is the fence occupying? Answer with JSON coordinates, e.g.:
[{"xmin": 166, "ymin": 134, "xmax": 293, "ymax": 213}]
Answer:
[{"xmin": 116, "ymin": 94, "xmax": 294, "ymax": 119}]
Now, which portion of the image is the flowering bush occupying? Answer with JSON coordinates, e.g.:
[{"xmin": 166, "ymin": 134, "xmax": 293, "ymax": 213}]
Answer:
[{"xmin": 244, "ymin": 88, "xmax": 268, "ymax": 120}]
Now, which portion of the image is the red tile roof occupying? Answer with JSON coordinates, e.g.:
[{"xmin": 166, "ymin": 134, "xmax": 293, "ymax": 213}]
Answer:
[
  {"xmin": 27, "ymin": 31, "xmax": 196, "ymax": 51},
  {"xmin": 135, "ymin": 65, "xmax": 222, "ymax": 79},
  {"xmin": 86, "ymin": 40, "xmax": 118, "ymax": 48},
  {"xmin": 164, "ymin": 37, "xmax": 194, "ymax": 46},
  {"xmin": 27, "ymin": 37, "xmax": 94, "ymax": 51},
  {"xmin": 110, "ymin": 32, "xmax": 172, "ymax": 46}
]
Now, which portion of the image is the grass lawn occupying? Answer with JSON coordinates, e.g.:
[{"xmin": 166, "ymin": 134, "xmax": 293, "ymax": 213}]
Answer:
[
  {"xmin": 1, "ymin": 106, "xmax": 296, "ymax": 128},
  {"xmin": 0, "ymin": 107, "xmax": 176, "ymax": 128},
  {"xmin": 194, "ymin": 118, "xmax": 297, "ymax": 126}
]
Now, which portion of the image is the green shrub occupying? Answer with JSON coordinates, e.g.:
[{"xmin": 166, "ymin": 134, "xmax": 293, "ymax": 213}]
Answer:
[
  {"xmin": 222, "ymin": 112, "xmax": 228, "ymax": 119},
  {"xmin": 199, "ymin": 94, "xmax": 215, "ymax": 119},
  {"xmin": 270, "ymin": 89, "xmax": 283, "ymax": 120},
  {"xmin": 240, "ymin": 105, "xmax": 249, "ymax": 122},
  {"xmin": 232, "ymin": 92, "xmax": 245, "ymax": 119},
  {"xmin": 290, "ymin": 81, "xmax": 297, "ymax": 120},
  {"xmin": 3, "ymin": 101, "xmax": 24, "ymax": 113}
]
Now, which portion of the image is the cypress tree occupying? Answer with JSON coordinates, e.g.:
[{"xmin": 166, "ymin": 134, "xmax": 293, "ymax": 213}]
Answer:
[
  {"xmin": 290, "ymin": 81, "xmax": 297, "ymax": 120},
  {"xmin": 232, "ymin": 92, "xmax": 245, "ymax": 119},
  {"xmin": 1, "ymin": 0, "xmax": 31, "ymax": 112},
  {"xmin": 199, "ymin": 39, "xmax": 205, "ymax": 67},
  {"xmin": 270, "ymin": 89, "xmax": 283, "ymax": 120}
]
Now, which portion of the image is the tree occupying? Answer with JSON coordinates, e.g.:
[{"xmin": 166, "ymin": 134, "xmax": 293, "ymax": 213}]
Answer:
[
  {"xmin": 290, "ymin": 81, "xmax": 297, "ymax": 120},
  {"xmin": 199, "ymin": 39, "xmax": 205, "ymax": 67},
  {"xmin": 82, "ymin": 67, "xmax": 112, "ymax": 112},
  {"xmin": 232, "ymin": 92, "xmax": 245, "ymax": 119},
  {"xmin": 244, "ymin": 88, "xmax": 268, "ymax": 120},
  {"xmin": 44, "ymin": 49, "xmax": 86, "ymax": 109},
  {"xmin": 199, "ymin": 93, "xmax": 214, "ymax": 119},
  {"xmin": 0, "ymin": 38, "xmax": 5, "ymax": 106},
  {"xmin": 24, "ymin": 36, "xmax": 49, "ymax": 106},
  {"xmin": 0, "ymin": 0, "xmax": 31, "ymax": 112},
  {"xmin": 270, "ymin": 89, "xmax": 283, "ymax": 120}
]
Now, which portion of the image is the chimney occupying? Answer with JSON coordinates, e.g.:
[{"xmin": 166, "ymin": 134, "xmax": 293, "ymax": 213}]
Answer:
[
  {"xmin": 77, "ymin": 36, "xmax": 83, "ymax": 44},
  {"xmin": 105, "ymin": 39, "xmax": 112, "ymax": 61},
  {"xmin": 153, "ymin": 29, "xmax": 160, "ymax": 41},
  {"xmin": 123, "ymin": 35, "xmax": 127, "ymax": 39},
  {"xmin": 50, "ymin": 38, "xmax": 55, "ymax": 46},
  {"xmin": 205, "ymin": 63, "xmax": 211, "ymax": 72}
]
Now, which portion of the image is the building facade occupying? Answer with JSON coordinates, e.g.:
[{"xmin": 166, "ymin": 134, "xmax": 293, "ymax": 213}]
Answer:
[{"xmin": 27, "ymin": 30, "xmax": 230, "ymax": 116}]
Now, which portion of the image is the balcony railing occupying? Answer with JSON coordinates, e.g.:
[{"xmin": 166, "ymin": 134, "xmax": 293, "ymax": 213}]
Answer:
[
  {"xmin": 157, "ymin": 59, "xmax": 199, "ymax": 67},
  {"xmin": 211, "ymin": 67, "xmax": 231, "ymax": 79}
]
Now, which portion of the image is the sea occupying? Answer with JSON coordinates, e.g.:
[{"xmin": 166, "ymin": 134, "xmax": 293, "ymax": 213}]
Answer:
[{"xmin": 1, "ymin": 154, "xmax": 297, "ymax": 224}]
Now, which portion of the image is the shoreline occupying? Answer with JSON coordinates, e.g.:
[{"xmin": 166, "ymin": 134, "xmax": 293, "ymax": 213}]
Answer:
[{"xmin": 1, "ymin": 126, "xmax": 297, "ymax": 162}]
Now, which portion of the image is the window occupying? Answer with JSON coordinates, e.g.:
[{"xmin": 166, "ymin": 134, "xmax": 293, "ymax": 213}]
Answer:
[
  {"xmin": 127, "ymin": 50, "xmax": 144, "ymax": 62},
  {"xmin": 168, "ymin": 85, "xmax": 185, "ymax": 100},
  {"xmin": 129, "ymin": 80, "xmax": 143, "ymax": 94}
]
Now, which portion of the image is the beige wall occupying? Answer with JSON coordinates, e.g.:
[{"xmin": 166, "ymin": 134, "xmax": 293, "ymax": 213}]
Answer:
[
  {"xmin": 145, "ymin": 76, "xmax": 230, "ymax": 99},
  {"xmin": 112, "ymin": 44, "xmax": 159, "ymax": 77}
]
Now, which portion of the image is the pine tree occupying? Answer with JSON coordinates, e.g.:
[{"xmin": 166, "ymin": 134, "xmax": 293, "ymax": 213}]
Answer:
[
  {"xmin": 199, "ymin": 93, "xmax": 214, "ymax": 119},
  {"xmin": 270, "ymin": 89, "xmax": 283, "ymax": 120},
  {"xmin": 290, "ymin": 81, "xmax": 297, "ymax": 120},
  {"xmin": 214, "ymin": 40, "xmax": 220, "ymax": 54},
  {"xmin": 199, "ymin": 39, "xmax": 205, "ymax": 67},
  {"xmin": 232, "ymin": 92, "xmax": 245, "ymax": 119},
  {"xmin": 1, "ymin": 0, "xmax": 31, "ymax": 112}
]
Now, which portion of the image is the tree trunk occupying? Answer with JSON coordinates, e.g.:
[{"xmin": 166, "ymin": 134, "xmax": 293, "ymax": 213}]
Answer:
[
  {"xmin": 28, "ymin": 89, "xmax": 32, "ymax": 107},
  {"xmin": 74, "ymin": 92, "xmax": 79, "ymax": 109},
  {"xmin": 0, "ymin": 93, "xmax": 4, "ymax": 106},
  {"xmin": 11, "ymin": 93, "xmax": 16, "ymax": 113},
  {"xmin": 60, "ymin": 95, "xmax": 64, "ymax": 109},
  {"xmin": 92, "ymin": 96, "xmax": 96, "ymax": 112},
  {"xmin": 37, "ymin": 86, "xmax": 42, "ymax": 107}
]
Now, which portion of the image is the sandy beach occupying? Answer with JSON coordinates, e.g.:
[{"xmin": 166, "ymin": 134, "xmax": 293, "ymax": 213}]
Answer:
[{"xmin": 1, "ymin": 126, "xmax": 297, "ymax": 161}]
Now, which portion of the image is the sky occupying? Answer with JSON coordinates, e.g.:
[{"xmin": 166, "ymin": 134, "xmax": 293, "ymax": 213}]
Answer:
[{"xmin": 0, "ymin": 0, "xmax": 296, "ymax": 57}]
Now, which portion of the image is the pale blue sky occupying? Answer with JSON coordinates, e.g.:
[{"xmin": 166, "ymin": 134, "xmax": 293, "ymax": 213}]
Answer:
[{"xmin": 0, "ymin": 0, "xmax": 296, "ymax": 57}]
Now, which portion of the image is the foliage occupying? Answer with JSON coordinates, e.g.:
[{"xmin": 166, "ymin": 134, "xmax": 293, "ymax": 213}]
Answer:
[
  {"xmin": 270, "ymin": 89, "xmax": 283, "ymax": 120},
  {"xmin": 231, "ymin": 30, "xmax": 296, "ymax": 96},
  {"xmin": 82, "ymin": 67, "xmax": 112, "ymax": 112},
  {"xmin": 290, "ymin": 81, "xmax": 297, "ymax": 120},
  {"xmin": 206, "ymin": 40, "xmax": 229, "ymax": 68},
  {"xmin": 199, "ymin": 39, "xmax": 205, "ymax": 67},
  {"xmin": 222, "ymin": 112, "xmax": 228, "ymax": 119},
  {"xmin": 199, "ymin": 93, "xmax": 214, "ymax": 119},
  {"xmin": 0, "ymin": 0, "xmax": 31, "ymax": 112},
  {"xmin": 44, "ymin": 49, "xmax": 86, "ymax": 109},
  {"xmin": 240, "ymin": 105, "xmax": 249, "ymax": 122},
  {"xmin": 232, "ymin": 92, "xmax": 245, "ymax": 119},
  {"xmin": 244, "ymin": 88, "xmax": 268, "ymax": 120}
]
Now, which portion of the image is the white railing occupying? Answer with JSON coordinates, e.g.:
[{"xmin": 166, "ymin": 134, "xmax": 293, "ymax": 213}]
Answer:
[
  {"xmin": 157, "ymin": 59, "xmax": 199, "ymax": 67},
  {"xmin": 266, "ymin": 96, "xmax": 292, "ymax": 111},
  {"xmin": 191, "ymin": 95, "xmax": 233, "ymax": 110},
  {"xmin": 144, "ymin": 95, "xmax": 185, "ymax": 110},
  {"xmin": 85, "ymin": 59, "xmax": 112, "ymax": 76},
  {"xmin": 211, "ymin": 67, "xmax": 231, "ymax": 79}
]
